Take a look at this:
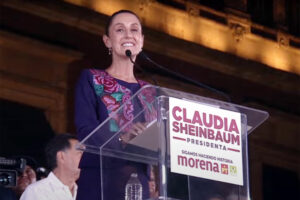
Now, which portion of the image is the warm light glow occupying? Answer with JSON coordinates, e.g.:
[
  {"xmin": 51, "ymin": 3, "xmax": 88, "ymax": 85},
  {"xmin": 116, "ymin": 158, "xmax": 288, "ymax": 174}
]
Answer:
[
  {"xmin": 194, "ymin": 20, "xmax": 229, "ymax": 52},
  {"xmin": 141, "ymin": 3, "xmax": 230, "ymax": 53},
  {"xmin": 261, "ymin": 45, "xmax": 291, "ymax": 72},
  {"xmin": 63, "ymin": 0, "xmax": 300, "ymax": 75},
  {"xmin": 243, "ymin": 34, "xmax": 299, "ymax": 72}
]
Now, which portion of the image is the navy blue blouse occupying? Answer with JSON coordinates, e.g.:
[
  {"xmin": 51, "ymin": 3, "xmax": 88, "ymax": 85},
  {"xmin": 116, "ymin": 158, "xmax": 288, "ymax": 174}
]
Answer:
[{"xmin": 74, "ymin": 69, "xmax": 153, "ymax": 199}]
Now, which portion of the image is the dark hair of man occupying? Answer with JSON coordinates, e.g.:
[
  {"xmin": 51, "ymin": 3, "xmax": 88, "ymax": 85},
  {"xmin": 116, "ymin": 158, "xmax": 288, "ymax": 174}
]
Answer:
[
  {"xmin": 45, "ymin": 134, "xmax": 77, "ymax": 171},
  {"xmin": 105, "ymin": 9, "xmax": 143, "ymax": 36}
]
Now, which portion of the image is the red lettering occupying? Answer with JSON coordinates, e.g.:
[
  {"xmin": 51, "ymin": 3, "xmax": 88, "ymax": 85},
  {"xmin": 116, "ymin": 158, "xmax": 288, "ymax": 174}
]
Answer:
[
  {"xmin": 229, "ymin": 119, "xmax": 239, "ymax": 134},
  {"xmin": 188, "ymin": 125, "xmax": 196, "ymax": 136},
  {"xmin": 188, "ymin": 158, "xmax": 195, "ymax": 167},
  {"xmin": 192, "ymin": 111, "xmax": 203, "ymax": 126},
  {"xmin": 231, "ymin": 134, "xmax": 240, "ymax": 145},
  {"xmin": 178, "ymin": 155, "xmax": 187, "ymax": 166},
  {"xmin": 198, "ymin": 127, "xmax": 207, "ymax": 138},
  {"xmin": 224, "ymin": 117, "xmax": 228, "ymax": 131},
  {"xmin": 180, "ymin": 123, "xmax": 188, "ymax": 134},
  {"xmin": 199, "ymin": 160, "xmax": 206, "ymax": 169},
  {"xmin": 206, "ymin": 161, "xmax": 212, "ymax": 171},
  {"xmin": 177, "ymin": 156, "xmax": 220, "ymax": 173},
  {"xmin": 213, "ymin": 163, "xmax": 220, "ymax": 172},
  {"xmin": 172, "ymin": 106, "xmax": 182, "ymax": 121},
  {"xmin": 215, "ymin": 131, "xmax": 223, "ymax": 142},
  {"xmin": 172, "ymin": 121, "xmax": 179, "ymax": 132},
  {"xmin": 183, "ymin": 108, "xmax": 191, "ymax": 123},
  {"xmin": 214, "ymin": 115, "xmax": 223, "ymax": 129},
  {"xmin": 208, "ymin": 129, "xmax": 214, "ymax": 139},
  {"xmin": 203, "ymin": 113, "xmax": 213, "ymax": 127},
  {"xmin": 223, "ymin": 131, "xmax": 231, "ymax": 143}
]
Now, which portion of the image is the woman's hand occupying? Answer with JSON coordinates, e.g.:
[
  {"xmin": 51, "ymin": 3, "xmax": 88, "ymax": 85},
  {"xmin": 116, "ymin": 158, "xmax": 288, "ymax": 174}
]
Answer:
[{"xmin": 119, "ymin": 122, "xmax": 148, "ymax": 144}]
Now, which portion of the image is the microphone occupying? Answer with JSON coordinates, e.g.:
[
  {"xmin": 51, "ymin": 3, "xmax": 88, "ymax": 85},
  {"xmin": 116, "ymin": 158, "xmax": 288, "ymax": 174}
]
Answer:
[
  {"xmin": 125, "ymin": 50, "xmax": 135, "ymax": 65},
  {"xmin": 125, "ymin": 49, "xmax": 132, "ymax": 58},
  {"xmin": 125, "ymin": 50, "xmax": 158, "ymax": 85},
  {"xmin": 138, "ymin": 51, "xmax": 231, "ymax": 102}
]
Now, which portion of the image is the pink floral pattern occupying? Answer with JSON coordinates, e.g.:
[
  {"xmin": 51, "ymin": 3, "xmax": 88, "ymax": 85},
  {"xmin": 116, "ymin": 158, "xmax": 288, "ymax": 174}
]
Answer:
[
  {"xmin": 96, "ymin": 75, "xmax": 119, "ymax": 93},
  {"xmin": 90, "ymin": 69, "xmax": 157, "ymax": 132},
  {"xmin": 102, "ymin": 95, "xmax": 120, "ymax": 111}
]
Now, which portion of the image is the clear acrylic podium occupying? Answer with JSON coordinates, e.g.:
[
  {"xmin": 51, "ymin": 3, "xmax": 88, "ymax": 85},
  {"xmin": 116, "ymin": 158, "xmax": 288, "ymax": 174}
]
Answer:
[{"xmin": 77, "ymin": 85, "xmax": 269, "ymax": 200}]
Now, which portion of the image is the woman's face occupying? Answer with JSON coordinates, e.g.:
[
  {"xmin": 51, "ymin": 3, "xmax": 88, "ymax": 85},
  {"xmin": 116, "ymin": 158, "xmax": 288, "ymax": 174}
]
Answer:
[{"xmin": 103, "ymin": 12, "xmax": 144, "ymax": 58}]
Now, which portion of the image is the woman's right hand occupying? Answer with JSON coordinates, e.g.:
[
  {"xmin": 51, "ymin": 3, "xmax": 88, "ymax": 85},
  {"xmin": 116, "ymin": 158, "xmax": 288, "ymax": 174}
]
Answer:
[{"xmin": 119, "ymin": 122, "xmax": 148, "ymax": 144}]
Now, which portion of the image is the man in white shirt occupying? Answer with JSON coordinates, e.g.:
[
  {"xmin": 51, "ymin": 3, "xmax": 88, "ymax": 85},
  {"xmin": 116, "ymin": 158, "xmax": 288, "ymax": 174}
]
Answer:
[{"xmin": 20, "ymin": 134, "xmax": 82, "ymax": 200}]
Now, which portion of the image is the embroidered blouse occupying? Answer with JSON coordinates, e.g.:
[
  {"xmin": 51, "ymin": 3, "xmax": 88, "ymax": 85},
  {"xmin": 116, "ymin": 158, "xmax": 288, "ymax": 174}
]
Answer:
[{"xmin": 75, "ymin": 69, "xmax": 156, "ymax": 167}]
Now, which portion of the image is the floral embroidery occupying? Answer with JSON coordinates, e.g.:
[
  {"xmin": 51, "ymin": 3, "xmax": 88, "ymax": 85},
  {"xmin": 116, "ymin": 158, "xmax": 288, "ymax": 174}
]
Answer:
[
  {"xmin": 90, "ymin": 69, "xmax": 157, "ymax": 132},
  {"xmin": 94, "ymin": 84, "xmax": 103, "ymax": 96},
  {"xmin": 102, "ymin": 95, "xmax": 120, "ymax": 111},
  {"xmin": 138, "ymin": 87, "xmax": 157, "ymax": 122},
  {"xmin": 111, "ymin": 92, "xmax": 124, "ymax": 102},
  {"xmin": 94, "ymin": 74, "xmax": 119, "ymax": 93}
]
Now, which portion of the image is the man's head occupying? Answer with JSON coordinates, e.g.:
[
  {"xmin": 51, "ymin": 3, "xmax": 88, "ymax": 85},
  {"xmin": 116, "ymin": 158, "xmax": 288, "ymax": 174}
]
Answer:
[{"xmin": 45, "ymin": 134, "xmax": 82, "ymax": 180}]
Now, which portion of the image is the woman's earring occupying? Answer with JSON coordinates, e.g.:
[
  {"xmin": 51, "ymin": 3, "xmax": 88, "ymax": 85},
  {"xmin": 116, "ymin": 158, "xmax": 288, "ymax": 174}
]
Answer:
[{"xmin": 108, "ymin": 48, "xmax": 112, "ymax": 55}]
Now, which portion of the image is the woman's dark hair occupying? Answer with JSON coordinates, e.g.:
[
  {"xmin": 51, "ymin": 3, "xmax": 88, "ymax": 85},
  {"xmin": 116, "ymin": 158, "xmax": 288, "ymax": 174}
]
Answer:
[
  {"xmin": 105, "ymin": 10, "xmax": 142, "ymax": 36},
  {"xmin": 45, "ymin": 133, "xmax": 77, "ymax": 170}
]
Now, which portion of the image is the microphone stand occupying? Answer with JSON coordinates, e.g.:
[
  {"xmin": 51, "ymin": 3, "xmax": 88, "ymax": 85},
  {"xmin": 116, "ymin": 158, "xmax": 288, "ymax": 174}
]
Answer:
[
  {"xmin": 125, "ymin": 50, "xmax": 230, "ymax": 102},
  {"xmin": 126, "ymin": 50, "xmax": 158, "ymax": 85},
  {"xmin": 139, "ymin": 51, "xmax": 231, "ymax": 102}
]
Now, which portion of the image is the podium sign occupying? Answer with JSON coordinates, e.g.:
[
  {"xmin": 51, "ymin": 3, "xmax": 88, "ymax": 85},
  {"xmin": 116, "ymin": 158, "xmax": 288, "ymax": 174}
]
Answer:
[{"xmin": 169, "ymin": 97, "xmax": 243, "ymax": 185}]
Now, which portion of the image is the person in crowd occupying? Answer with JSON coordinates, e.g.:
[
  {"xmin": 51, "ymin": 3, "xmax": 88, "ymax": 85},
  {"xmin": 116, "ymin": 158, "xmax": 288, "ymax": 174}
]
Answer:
[
  {"xmin": 149, "ymin": 166, "xmax": 159, "ymax": 199},
  {"xmin": 12, "ymin": 164, "xmax": 36, "ymax": 198},
  {"xmin": 20, "ymin": 134, "xmax": 82, "ymax": 200},
  {"xmin": 0, "ymin": 156, "xmax": 37, "ymax": 199},
  {"xmin": 75, "ymin": 9, "xmax": 157, "ymax": 200}
]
